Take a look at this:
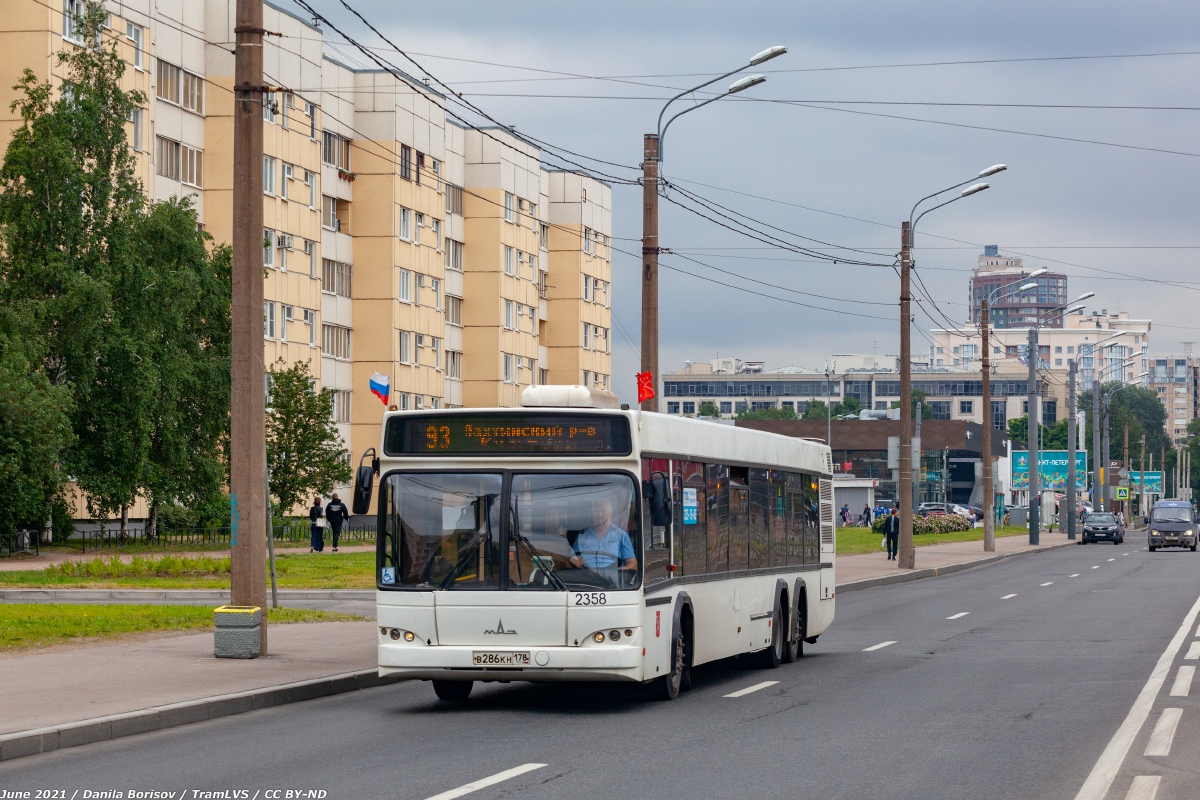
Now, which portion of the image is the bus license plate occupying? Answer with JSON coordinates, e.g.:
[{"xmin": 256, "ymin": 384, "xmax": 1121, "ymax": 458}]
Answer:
[{"xmin": 472, "ymin": 651, "xmax": 530, "ymax": 666}]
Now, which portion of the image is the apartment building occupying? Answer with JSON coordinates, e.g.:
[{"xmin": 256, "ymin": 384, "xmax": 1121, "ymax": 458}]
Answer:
[
  {"xmin": 0, "ymin": 0, "xmax": 613, "ymax": 507},
  {"xmin": 969, "ymin": 246, "xmax": 1069, "ymax": 329},
  {"xmin": 1148, "ymin": 354, "xmax": 1197, "ymax": 443}
]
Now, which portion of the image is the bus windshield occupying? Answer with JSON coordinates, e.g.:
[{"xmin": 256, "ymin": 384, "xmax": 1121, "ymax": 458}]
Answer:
[
  {"xmin": 1152, "ymin": 506, "xmax": 1194, "ymax": 524},
  {"xmin": 378, "ymin": 471, "xmax": 641, "ymax": 591}
]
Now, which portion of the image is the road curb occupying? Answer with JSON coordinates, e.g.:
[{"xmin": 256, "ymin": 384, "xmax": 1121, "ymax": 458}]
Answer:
[
  {"xmin": 0, "ymin": 668, "xmax": 401, "ymax": 763},
  {"xmin": 836, "ymin": 540, "xmax": 1077, "ymax": 593},
  {"xmin": 0, "ymin": 589, "xmax": 376, "ymax": 602}
]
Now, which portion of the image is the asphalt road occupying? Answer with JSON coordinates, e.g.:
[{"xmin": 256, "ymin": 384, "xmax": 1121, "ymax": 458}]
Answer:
[{"xmin": 3, "ymin": 542, "xmax": 1199, "ymax": 800}]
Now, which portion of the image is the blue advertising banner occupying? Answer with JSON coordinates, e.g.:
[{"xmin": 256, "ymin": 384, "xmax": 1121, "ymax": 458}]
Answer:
[
  {"xmin": 1130, "ymin": 472, "xmax": 1164, "ymax": 494},
  {"xmin": 1011, "ymin": 450, "xmax": 1088, "ymax": 491}
]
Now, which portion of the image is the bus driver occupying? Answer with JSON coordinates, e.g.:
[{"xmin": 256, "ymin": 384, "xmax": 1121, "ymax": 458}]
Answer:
[{"xmin": 568, "ymin": 498, "xmax": 637, "ymax": 573}]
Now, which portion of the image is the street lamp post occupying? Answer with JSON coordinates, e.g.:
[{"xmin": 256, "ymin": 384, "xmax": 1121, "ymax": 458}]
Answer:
[
  {"xmin": 899, "ymin": 166, "xmax": 1006, "ymax": 569},
  {"xmin": 640, "ymin": 46, "xmax": 786, "ymax": 411},
  {"xmin": 980, "ymin": 269, "xmax": 1047, "ymax": 550}
]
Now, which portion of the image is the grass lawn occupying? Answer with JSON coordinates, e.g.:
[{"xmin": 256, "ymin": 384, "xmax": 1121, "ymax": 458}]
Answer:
[
  {"xmin": 0, "ymin": 552, "xmax": 377, "ymax": 590},
  {"xmin": 837, "ymin": 526, "xmax": 1031, "ymax": 555},
  {"xmin": 0, "ymin": 604, "xmax": 364, "ymax": 651}
]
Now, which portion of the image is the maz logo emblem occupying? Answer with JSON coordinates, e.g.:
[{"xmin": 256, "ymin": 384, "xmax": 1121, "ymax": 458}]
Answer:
[{"xmin": 484, "ymin": 619, "xmax": 517, "ymax": 635}]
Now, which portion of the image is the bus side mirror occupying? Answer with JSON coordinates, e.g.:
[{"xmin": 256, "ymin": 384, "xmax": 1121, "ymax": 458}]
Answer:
[
  {"xmin": 648, "ymin": 472, "xmax": 672, "ymax": 527},
  {"xmin": 352, "ymin": 448, "xmax": 377, "ymax": 515}
]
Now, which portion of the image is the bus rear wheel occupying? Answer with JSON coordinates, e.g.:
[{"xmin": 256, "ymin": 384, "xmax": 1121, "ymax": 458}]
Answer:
[{"xmin": 432, "ymin": 680, "xmax": 473, "ymax": 702}]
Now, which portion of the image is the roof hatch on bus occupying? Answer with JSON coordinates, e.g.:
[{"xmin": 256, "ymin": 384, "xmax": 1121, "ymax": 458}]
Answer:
[{"xmin": 521, "ymin": 385, "xmax": 620, "ymax": 410}]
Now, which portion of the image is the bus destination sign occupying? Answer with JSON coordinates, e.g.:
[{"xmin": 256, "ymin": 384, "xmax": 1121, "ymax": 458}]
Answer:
[{"xmin": 384, "ymin": 413, "xmax": 632, "ymax": 456}]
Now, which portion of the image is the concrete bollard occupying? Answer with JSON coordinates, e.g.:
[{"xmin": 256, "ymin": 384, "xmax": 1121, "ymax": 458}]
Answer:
[{"xmin": 214, "ymin": 605, "xmax": 262, "ymax": 658}]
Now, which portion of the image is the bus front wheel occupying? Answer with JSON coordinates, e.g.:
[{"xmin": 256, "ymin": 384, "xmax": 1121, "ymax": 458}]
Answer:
[{"xmin": 432, "ymin": 680, "xmax": 473, "ymax": 702}]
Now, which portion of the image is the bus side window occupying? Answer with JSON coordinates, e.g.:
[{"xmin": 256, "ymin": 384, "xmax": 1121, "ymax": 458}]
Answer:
[{"xmin": 642, "ymin": 458, "xmax": 671, "ymax": 583}]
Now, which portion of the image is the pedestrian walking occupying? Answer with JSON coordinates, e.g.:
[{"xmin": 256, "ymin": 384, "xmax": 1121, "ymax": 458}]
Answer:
[
  {"xmin": 883, "ymin": 507, "xmax": 900, "ymax": 561},
  {"xmin": 326, "ymin": 493, "xmax": 349, "ymax": 552},
  {"xmin": 840, "ymin": 503, "xmax": 851, "ymax": 527},
  {"xmin": 309, "ymin": 496, "xmax": 325, "ymax": 553},
  {"xmin": 862, "ymin": 504, "xmax": 872, "ymax": 527}
]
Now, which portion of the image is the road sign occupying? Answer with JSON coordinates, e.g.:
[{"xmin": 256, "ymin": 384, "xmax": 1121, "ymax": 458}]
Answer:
[{"xmin": 1115, "ymin": 487, "xmax": 1130, "ymax": 500}]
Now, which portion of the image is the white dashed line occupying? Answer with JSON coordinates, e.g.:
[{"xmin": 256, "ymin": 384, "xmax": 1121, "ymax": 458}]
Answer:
[
  {"xmin": 1143, "ymin": 708, "xmax": 1183, "ymax": 757},
  {"xmin": 724, "ymin": 680, "xmax": 779, "ymax": 698},
  {"xmin": 1001, "ymin": 593, "xmax": 1017, "ymax": 599},
  {"xmin": 863, "ymin": 641, "xmax": 896, "ymax": 652},
  {"xmin": 1041, "ymin": 582, "xmax": 1054, "ymax": 587},
  {"xmin": 1123, "ymin": 776, "xmax": 1161, "ymax": 800},
  {"xmin": 1108, "ymin": 558, "xmax": 1116, "ymax": 562},
  {"xmin": 1124, "ymin": 553, "xmax": 1130, "ymax": 556},
  {"xmin": 424, "ymin": 764, "xmax": 547, "ymax": 800},
  {"xmin": 1092, "ymin": 565, "xmax": 1101, "ymax": 569},
  {"xmin": 947, "ymin": 612, "xmax": 970, "ymax": 620},
  {"xmin": 1070, "ymin": 574, "xmax": 1081, "ymax": 578},
  {"xmin": 1185, "ymin": 641, "xmax": 1200, "ymax": 660},
  {"xmin": 1072, "ymin": 591, "xmax": 1200, "ymax": 800},
  {"xmin": 1169, "ymin": 666, "xmax": 1194, "ymax": 697}
]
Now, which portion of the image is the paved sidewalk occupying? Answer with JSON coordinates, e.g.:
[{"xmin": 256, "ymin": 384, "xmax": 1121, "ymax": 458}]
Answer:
[
  {"xmin": 837, "ymin": 530, "xmax": 1076, "ymax": 587},
  {"xmin": 0, "ymin": 620, "xmax": 377, "ymax": 737}
]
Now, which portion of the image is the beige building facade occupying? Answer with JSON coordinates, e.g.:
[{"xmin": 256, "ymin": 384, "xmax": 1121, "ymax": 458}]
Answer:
[{"xmin": 1, "ymin": 0, "xmax": 612, "ymax": 496}]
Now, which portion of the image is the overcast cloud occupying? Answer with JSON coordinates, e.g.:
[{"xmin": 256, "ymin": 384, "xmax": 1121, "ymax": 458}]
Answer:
[{"xmin": 313, "ymin": 0, "xmax": 1200, "ymax": 403}]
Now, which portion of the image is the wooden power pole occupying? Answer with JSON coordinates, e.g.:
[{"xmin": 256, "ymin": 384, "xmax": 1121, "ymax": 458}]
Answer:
[
  {"xmin": 898, "ymin": 221, "xmax": 914, "ymax": 569},
  {"xmin": 230, "ymin": 0, "xmax": 268, "ymax": 653},
  {"xmin": 640, "ymin": 134, "xmax": 660, "ymax": 411}
]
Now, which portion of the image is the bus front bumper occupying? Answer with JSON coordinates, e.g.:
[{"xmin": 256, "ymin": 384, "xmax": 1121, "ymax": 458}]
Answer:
[{"xmin": 378, "ymin": 642, "xmax": 644, "ymax": 682}]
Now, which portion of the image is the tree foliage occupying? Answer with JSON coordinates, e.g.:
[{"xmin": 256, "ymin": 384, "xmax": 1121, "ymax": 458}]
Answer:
[
  {"xmin": 736, "ymin": 406, "xmax": 797, "ymax": 421},
  {"xmin": 266, "ymin": 360, "xmax": 353, "ymax": 515},
  {"xmin": 697, "ymin": 401, "xmax": 720, "ymax": 417}
]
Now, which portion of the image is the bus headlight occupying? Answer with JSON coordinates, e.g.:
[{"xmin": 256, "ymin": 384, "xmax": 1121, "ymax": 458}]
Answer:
[
  {"xmin": 593, "ymin": 632, "xmax": 606, "ymax": 643},
  {"xmin": 624, "ymin": 629, "xmax": 633, "ymax": 638},
  {"xmin": 389, "ymin": 629, "xmax": 401, "ymax": 640},
  {"xmin": 404, "ymin": 631, "xmax": 416, "ymax": 642},
  {"xmin": 609, "ymin": 630, "xmax": 621, "ymax": 641}
]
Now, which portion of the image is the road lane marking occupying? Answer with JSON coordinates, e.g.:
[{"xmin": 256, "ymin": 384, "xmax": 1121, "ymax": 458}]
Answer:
[
  {"xmin": 1143, "ymin": 709, "xmax": 1183, "ymax": 757},
  {"xmin": 863, "ymin": 641, "xmax": 896, "ymax": 652},
  {"xmin": 1002, "ymin": 593, "xmax": 1017, "ymax": 599},
  {"xmin": 1092, "ymin": 565, "xmax": 1101, "ymax": 569},
  {"xmin": 424, "ymin": 764, "xmax": 547, "ymax": 800},
  {"xmin": 1123, "ymin": 776, "xmax": 1161, "ymax": 800},
  {"xmin": 1070, "ymin": 574, "xmax": 1081, "ymax": 578},
  {"xmin": 1185, "ymin": 641, "xmax": 1200, "ymax": 660},
  {"xmin": 1108, "ymin": 558, "xmax": 1116, "ymax": 562},
  {"xmin": 1041, "ymin": 582, "xmax": 1054, "ymax": 587},
  {"xmin": 1124, "ymin": 553, "xmax": 1130, "ymax": 556},
  {"xmin": 724, "ymin": 680, "xmax": 779, "ymax": 698},
  {"xmin": 1169, "ymin": 666, "xmax": 1194, "ymax": 697},
  {"xmin": 946, "ymin": 612, "xmax": 970, "ymax": 620},
  {"xmin": 1072, "ymin": 590, "xmax": 1200, "ymax": 800},
  {"xmin": 1195, "ymin": 621, "xmax": 1200, "ymax": 636}
]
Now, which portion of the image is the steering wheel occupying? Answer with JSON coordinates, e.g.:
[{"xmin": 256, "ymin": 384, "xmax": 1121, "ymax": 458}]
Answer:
[{"xmin": 572, "ymin": 550, "xmax": 634, "ymax": 588}]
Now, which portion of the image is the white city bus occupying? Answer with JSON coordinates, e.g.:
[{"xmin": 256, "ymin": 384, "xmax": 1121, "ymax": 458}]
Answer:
[{"xmin": 354, "ymin": 386, "xmax": 836, "ymax": 701}]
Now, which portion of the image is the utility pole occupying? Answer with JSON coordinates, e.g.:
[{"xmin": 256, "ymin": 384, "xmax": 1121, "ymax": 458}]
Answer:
[
  {"xmin": 1140, "ymin": 433, "xmax": 1146, "ymax": 524},
  {"xmin": 1102, "ymin": 395, "xmax": 1111, "ymax": 514},
  {"xmin": 640, "ymin": 134, "xmax": 660, "ymax": 412},
  {"xmin": 898, "ymin": 221, "xmax": 915, "ymax": 569},
  {"xmin": 230, "ymin": 0, "xmax": 268, "ymax": 653},
  {"xmin": 1123, "ymin": 424, "xmax": 1130, "ymax": 518},
  {"xmin": 981, "ymin": 297, "xmax": 995, "ymax": 550},
  {"xmin": 1092, "ymin": 380, "xmax": 1102, "ymax": 512},
  {"xmin": 1066, "ymin": 359, "xmax": 1077, "ymax": 540},
  {"xmin": 1162, "ymin": 444, "xmax": 1166, "ymax": 498},
  {"xmin": 1027, "ymin": 328, "xmax": 1040, "ymax": 544}
]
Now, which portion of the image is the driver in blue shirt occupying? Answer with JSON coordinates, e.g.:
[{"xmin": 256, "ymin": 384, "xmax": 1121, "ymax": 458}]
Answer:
[{"xmin": 569, "ymin": 498, "xmax": 637, "ymax": 572}]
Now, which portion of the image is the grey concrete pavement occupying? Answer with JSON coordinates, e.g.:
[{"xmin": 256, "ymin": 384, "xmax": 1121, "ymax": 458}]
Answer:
[{"xmin": 2, "ymin": 543, "xmax": 1197, "ymax": 800}]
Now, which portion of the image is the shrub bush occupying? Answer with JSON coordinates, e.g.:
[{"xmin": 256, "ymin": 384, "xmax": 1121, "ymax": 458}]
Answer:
[{"xmin": 871, "ymin": 513, "xmax": 972, "ymax": 534}]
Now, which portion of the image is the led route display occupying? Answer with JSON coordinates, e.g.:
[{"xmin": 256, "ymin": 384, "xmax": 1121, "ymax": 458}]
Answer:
[{"xmin": 384, "ymin": 413, "xmax": 632, "ymax": 456}]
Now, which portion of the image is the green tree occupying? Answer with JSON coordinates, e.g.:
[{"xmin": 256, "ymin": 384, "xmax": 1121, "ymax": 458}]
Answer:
[
  {"xmin": 1006, "ymin": 415, "xmax": 1068, "ymax": 449},
  {"xmin": 697, "ymin": 401, "xmax": 720, "ymax": 418},
  {"xmin": 803, "ymin": 400, "xmax": 829, "ymax": 420},
  {"xmin": 890, "ymin": 390, "xmax": 934, "ymax": 420},
  {"xmin": 266, "ymin": 360, "xmax": 353, "ymax": 515},
  {"xmin": 736, "ymin": 406, "xmax": 797, "ymax": 421},
  {"xmin": 833, "ymin": 395, "xmax": 863, "ymax": 418},
  {"xmin": 1080, "ymin": 383, "xmax": 1169, "ymax": 465}
]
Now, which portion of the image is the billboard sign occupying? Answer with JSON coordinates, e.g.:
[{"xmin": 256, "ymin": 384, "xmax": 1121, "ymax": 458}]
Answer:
[
  {"xmin": 1011, "ymin": 450, "xmax": 1088, "ymax": 491},
  {"xmin": 1129, "ymin": 472, "xmax": 1164, "ymax": 494}
]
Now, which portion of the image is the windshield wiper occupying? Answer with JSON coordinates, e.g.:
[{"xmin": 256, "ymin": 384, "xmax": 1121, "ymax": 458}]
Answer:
[
  {"xmin": 511, "ymin": 496, "xmax": 567, "ymax": 590},
  {"xmin": 438, "ymin": 494, "xmax": 497, "ymax": 590}
]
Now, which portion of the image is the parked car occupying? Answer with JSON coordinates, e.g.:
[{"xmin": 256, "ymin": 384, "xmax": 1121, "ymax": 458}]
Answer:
[
  {"xmin": 917, "ymin": 502, "xmax": 973, "ymax": 519},
  {"xmin": 1081, "ymin": 512, "xmax": 1124, "ymax": 545},
  {"xmin": 1148, "ymin": 499, "xmax": 1197, "ymax": 552}
]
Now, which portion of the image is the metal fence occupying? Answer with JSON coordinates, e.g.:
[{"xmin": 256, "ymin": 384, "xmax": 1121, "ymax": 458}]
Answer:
[
  {"xmin": 62, "ymin": 521, "xmax": 377, "ymax": 553},
  {"xmin": 0, "ymin": 531, "xmax": 39, "ymax": 558}
]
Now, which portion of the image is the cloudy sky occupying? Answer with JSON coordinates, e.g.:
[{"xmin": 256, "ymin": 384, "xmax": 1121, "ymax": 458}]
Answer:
[{"xmin": 314, "ymin": 0, "xmax": 1200, "ymax": 404}]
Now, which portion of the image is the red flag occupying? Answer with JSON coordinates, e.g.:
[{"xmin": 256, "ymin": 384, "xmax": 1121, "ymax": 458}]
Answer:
[{"xmin": 636, "ymin": 372, "xmax": 656, "ymax": 404}]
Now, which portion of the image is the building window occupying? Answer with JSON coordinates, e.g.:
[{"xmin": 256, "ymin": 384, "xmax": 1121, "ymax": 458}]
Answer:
[
  {"xmin": 304, "ymin": 171, "xmax": 316, "ymax": 208},
  {"xmin": 276, "ymin": 233, "xmax": 290, "ymax": 271},
  {"xmin": 280, "ymin": 163, "xmax": 292, "ymax": 200},
  {"xmin": 127, "ymin": 107, "xmax": 143, "ymax": 151},
  {"xmin": 432, "ymin": 159, "xmax": 443, "ymax": 191},
  {"xmin": 398, "ymin": 207, "xmax": 411, "ymax": 240},
  {"xmin": 504, "ymin": 193, "xmax": 515, "ymax": 222},
  {"xmin": 263, "ymin": 157, "xmax": 275, "ymax": 195},
  {"xmin": 414, "ymin": 213, "xmax": 424, "ymax": 246},
  {"xmin": 539, "ymin": 222, "xmax": 549, "ymax": 251},
  {"xmin": 929, "ymin": 401, "xmax": 951, "ymax": 420},
  {"xmin": 432, "ymin": 219, "xmax": 442, "ymax": 252},
  {"xmin": 304, "ymin": 240, "xmax": 316, "ymax": 278},
  {"xmin": 263, "ymin": 302, "xmax": 275, "ymax": 339},
  {"xmin": 399, "ymin": 269, "xmax": 412, "ymax": 303},
  {"xmin": 261, "ymin": 90, "xmax": 276, "ymax": 123},
  {"xmin": 446, "ymin": 350, "xmax": 462, "ymax": 379},
  {"xmin": 322, "ymin": 195, "xmax": 339, "ymax": 230},
  {"xmin": 720, "ymin": 401, "xmax": 732, "ymax": 414},
  {"xmin": 399, "ymin": 331, "xmax": 412, "ymax": 364},
  {"xmin": 583, "ymin": 275, "xmax": 592, "ymax": 302},
  {"xmin": 154, "ymin": 136, "xmax": 203, "ymax": 186},
  {"xmin": 415, "ymin": 152, "xmax": 425, "ymax": 185},
  {"xmin": 262, "ymin": 228, "xmax": 274, "ymax": 267},
  {"xmin": 446, "ymin": 184, "xmax": 464, "ymax": 215},
  {"xmin": 280, "ymin": 305, "xmax": 293, "ymax": 341},
  {"xmin": 322, "ymin": 259, "xmax": 352, "ymax": 297},
  {"xmin": 322, "ymin": 131, "xmax": 351, "ymax": 170},
  {"xmin": 126, "ymin": 23, "xmax": 143, "ymax": 69},
  {"xmin": 304, "ymin": 102, "xmax": 316, "ymax": 138},
  {"xmin": 303, "ymin": 309, "xmax": 316, "ymax": 345},
  {"xmin": 667, "ymin": 402, "xmax": 680, "ymax": 414},
  {"xmin": 504, "ymin": 300, "xmax": 514, "ymax": 330},
  {"xmin": 503, "ymin": 353, "xmax": 514, "ymax": 383},
  {"xmin": 400, "ymin": 145, "xmax": 412, "ymax": 180},
  {"xmin": 331, "ymin": 390, "xmax": 351, "ymax": 424},
  {"xmin": 504, "ymin": 246, "xmax": 514, "ymax": 274},
  {"xmin": 322, "ymin": 324, "xmax": 351, "ymax": 360},
  {"xmin": 959, "ymin": 400, "xmax": 973, "ymax": 415},
  {"xmin": 445, "ymin": 239, "xmax": 463, "ymax": 271}
]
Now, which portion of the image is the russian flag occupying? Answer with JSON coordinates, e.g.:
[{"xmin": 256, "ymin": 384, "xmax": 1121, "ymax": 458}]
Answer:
[{"xmin": 369, "ymin": 372, "xmax": 390, "ymax": 405}]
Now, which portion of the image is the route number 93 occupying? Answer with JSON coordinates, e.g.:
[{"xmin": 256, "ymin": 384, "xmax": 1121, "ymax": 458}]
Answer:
[{"xmin": 574, "ymin": 592, "xmax": 607, "ymax": 605}]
